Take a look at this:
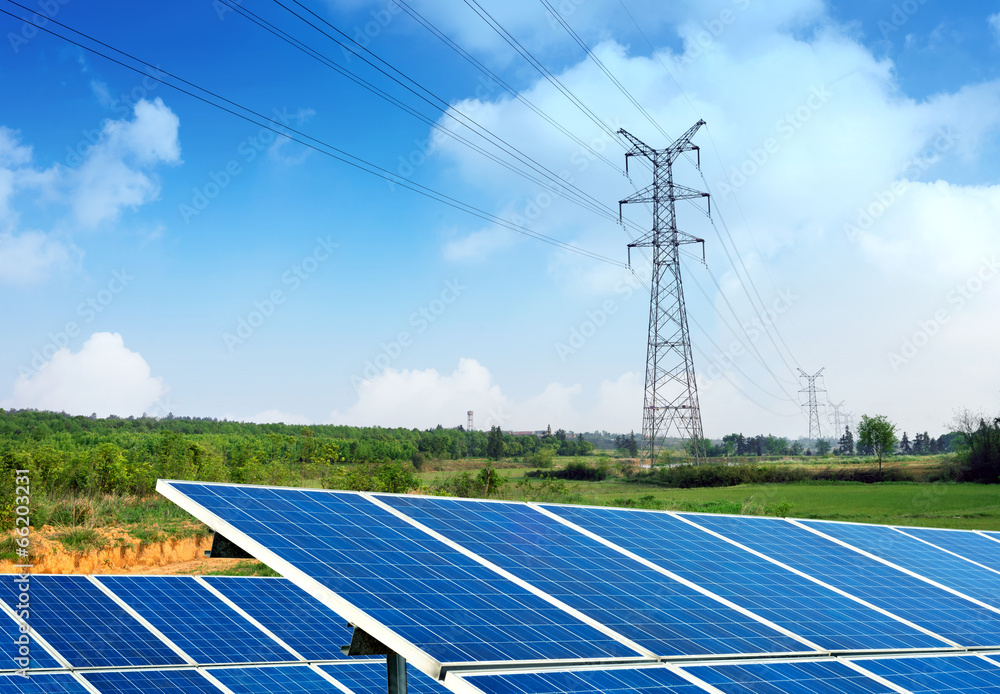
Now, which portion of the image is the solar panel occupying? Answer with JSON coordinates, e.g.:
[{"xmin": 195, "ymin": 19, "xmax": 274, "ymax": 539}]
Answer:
[
  {"xmin": 685, "ymin": 513, "xmax": 1000, "ymax": 647},
  {"xmin": 856, "ymin": 654, "xmax": 1000, "ymax": 693},
  {"xmin": 82, "ymin": 668, "xmax": 224, "ymax": 694},
  {"xmin": 896, "ymin": 527, "xmax": 1000, "ymax": 573},
  {"xmin": 0, "ymin": 673, "xmax": 89, "ymax": 694},
  {"xmin": 158, "ymin": 482, "xmax": 643, "ymax": 665},
  {"xmin": 0, "ymin": 575, "xmax": 186, "ymax": 668},
  {"xmin": 458, "ymin": 665, "xmax": 707, "ymax": 694},
  {"xmin": 542, "ymin": 503, "xmax": 948, "ymax": 652},
  {"xmin": 208, "ymin": 664, "xmax": 354, "ymax": 694},
  {"xmin": 96, "ymin": 575, "xmax": 298, "ymax": 664},
  {"xmin": 0, "ymin": 613, "xmax": 61, "ymax": 669},
  {"xmin": 687, "ymin": 660, "xmax": 898, "ymax": 693},
  {"xmin": 203, "ymin": 576, "xmax": 355, "ymax": 661},
  {"xmin": 799, "ymin": 520, "xmax": 1000, "ymax": 608},
  {"xmin": 378, "ymin": 495, "xmax": 808, "ymax": 657}
]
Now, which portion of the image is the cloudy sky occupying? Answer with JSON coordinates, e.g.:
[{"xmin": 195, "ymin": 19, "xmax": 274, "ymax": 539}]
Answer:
[{"xmin": 1, "ymin": 0, "xmax": 998, "ymax": 438}]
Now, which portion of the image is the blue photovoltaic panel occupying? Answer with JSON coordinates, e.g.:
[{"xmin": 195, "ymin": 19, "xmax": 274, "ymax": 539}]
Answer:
[
  {"xmin": 380, "ymin": 495, "xmax": 806, "ymax": 657},
  {"xmin": 858, "ymin": 655, "xmax": 1000, "ymax": 693},
  {"xmin": 82, "ymin": 668, "xmax": 222, "ymax": 694},
  {"xmin": 97, "ymin": 576, "xmax": 295, "ymax": 664},
  {"xmin": 544, "ymin": 504, "xmax": 947, "ymax": 652},
  {"xmin": 689, "ymin": 660, "xmax": 896, "ymax": 693},
  {"xmin": 203, "ymin": 576, "xmax": 354, "ymax": 661},
  {"xmin": 321, "ymin": 662, "xmax": 451, "ymax": 694},
  {"xmin": 898, "ymin": 528, "xmax": 1000, "ymax": 573},
  {"xmin": 0, "ymin": 613, "xmax": 61, "ymax": 669},
  {"xmin": 0, "ymin": 673, "xmax": 89, "ymax": 694},
  {"xmin": 686, "ymin": 513, "xmax": 1000, "ymax": 647},
  {"xmin": 800, "ymin": 520, "xmax": 1000, "ymax": 610},
  {"xmin": 0, "ymin": 576, "xmax": 185, "ymax": 668},
  {"xmin": 165, "ymin": 482, "xmax": 639, "ymax": 663},
  {"xmin": 463, "ymin": 666, "xmax": 706, "ymax": 694},
  {"xmin": 210, "ymin": 664, "xmax": 352, "ymax": 694}
]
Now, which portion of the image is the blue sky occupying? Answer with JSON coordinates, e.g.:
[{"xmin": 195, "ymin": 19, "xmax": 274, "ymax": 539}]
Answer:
[{"xmin": 1, "ymin": 0, "xmax": 999, "ymax": 438}]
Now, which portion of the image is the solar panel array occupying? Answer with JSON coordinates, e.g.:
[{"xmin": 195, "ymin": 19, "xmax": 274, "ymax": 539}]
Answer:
[
  {"xmin": 0, "ymin": 575, "xmax": 453, "ymax": 694},
  {"xmin": 148, "ymin": 481, "xmax": 1000, "ymax": 694}
]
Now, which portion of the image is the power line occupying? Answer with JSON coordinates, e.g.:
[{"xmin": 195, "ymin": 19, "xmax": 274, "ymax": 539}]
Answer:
[{"xmin": 0, "ymin": 3, "xmax": 625, "ymax": 269}]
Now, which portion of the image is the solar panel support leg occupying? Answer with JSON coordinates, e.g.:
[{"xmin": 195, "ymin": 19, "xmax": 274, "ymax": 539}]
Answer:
[{"xmin": 387, "ymin": 652, "xmax": 407, "ymax": 694}]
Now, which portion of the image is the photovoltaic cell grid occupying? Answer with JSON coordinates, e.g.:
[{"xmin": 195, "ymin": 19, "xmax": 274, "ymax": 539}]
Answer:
[
  {"xmin": 0, "ymin": 616, "xmax": 60, "ymax": 669},
  {"xmin": 0, "ymin": 575, "xmax": 186, "ymax": 668},
  {"xmin": 859, "ymin": 655, "xmax": 1000, "ymax": 693},
  {"xmin": 898, "ymin": 527, "xmax": 1000, "ymax": 573},
  {"xmin": 82, "ymin": 668, "xmax": 223, "ymax": 694},
  {"xmin": 686, "ymin": 512, "xmax": 1000, "ymax": 647},
  {"xmin": 379, "ymin": 495, "xmax": 806, "ymax": 657},
  {"xmin": 689, "ymin": 660, "xmax": 899, "ymax": 693},
  {"xmin": 96, "ymin": 575, "xmax": 296, "ymax": 664},
  {"xmin": 542, "ymin": 503, "xmax": 947, "ymax": 652},
  {"xmin": 0, "ymin": 673, "xmax": 88, "ymax": 694},
  {"xmin": 203, "ymin": 576, "xmax": 353, "ymax": 660},
  {"xmin": 462, "ymin": 666, "xmax": 706, "ymax": 694},
  {"xmin": 163, "ymin": 482, "xmax": 640, "ymax": 663},
  {"xmin": 800, "ymin": 519, "xmax": 1000, "ymax": 609}
]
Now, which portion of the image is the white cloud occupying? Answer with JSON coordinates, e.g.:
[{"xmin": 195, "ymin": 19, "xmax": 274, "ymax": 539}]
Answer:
[
  {"xmin": 5, "ymin": 332, "xmax": 168, "ymax": 418},
  {"xmin": 443, "ymin": 226, "xmax": 516, "ymax": 261},
  {"xmin": 0, "ymin": 99, "xmax": 180, "ymax": 284},
  {"xmin": 331, "ymin": 358, "xmax": 645, "ymax": 432},
  {"xmin": 71, "ymin": 97, "xmax": 181, "ymax": 227},
  {"xmin": 251, "ymin": 409, "xmax": 312, "ymax": 425},
  {"xmin": 0, "ymin": 230, "xmax": 75, "ymax": 285},
  {"xmin": 990, "ymin": 13, "xmax": 1000, "ymax": 44}
]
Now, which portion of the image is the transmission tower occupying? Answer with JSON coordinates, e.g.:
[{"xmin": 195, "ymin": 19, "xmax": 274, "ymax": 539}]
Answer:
[
  {"xmin": 828, "ymin": 400, "xmax": 846, "ymax": 436},
  {"xmin": 797, "ymin": 368, "xmax": 826, "ymax": 445},
  {"xmin": 618, "ymin": 121, "xmax": 710, "ymax": 463}
]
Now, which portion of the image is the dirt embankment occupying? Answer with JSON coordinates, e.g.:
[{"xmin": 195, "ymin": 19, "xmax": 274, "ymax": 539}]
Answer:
[{"xmin": 0, "ymin": 527, "xmax": 214, "ymax": 575}]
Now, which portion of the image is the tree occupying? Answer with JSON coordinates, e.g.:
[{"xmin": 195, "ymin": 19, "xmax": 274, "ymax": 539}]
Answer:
[
  {"xmin": 837, "ymin": 426, "xmax": 854, "ymax": 456},
  {"xmin": 486, "ymin": 425, "xmax": 504, "ymax": 460},
  {"xmin": 857, "ymin": 414, "xmax": 898, "ymax": 474},
  {"xmin": 899, "ymin": 432, "xmax": 912, "ymax": 455},
  {"xmin": 814, "ymin": 438, "xmax": 832, "ymax": 456}
]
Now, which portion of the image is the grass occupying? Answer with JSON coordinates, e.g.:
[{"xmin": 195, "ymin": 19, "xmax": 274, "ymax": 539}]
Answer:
[
  {"xmin": 192, "ymin": 560, "xmax": 282, "ymax": 577},
  {"xmin": 53, "ymin": 527, "xmax": 107, "ymax": 553}
]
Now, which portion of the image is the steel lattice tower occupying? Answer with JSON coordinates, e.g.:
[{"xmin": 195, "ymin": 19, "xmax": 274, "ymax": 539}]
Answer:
[
  {"xmin": 618, "ymin": 122, "xmax": 709, "ymax": 463},
  {"xmin": 828, "ymin": 400, "xmax": 846, "ymax": 436},
  {"xmin": 797, "ymin": 368, "xmax": 826, "ymax": 445}
]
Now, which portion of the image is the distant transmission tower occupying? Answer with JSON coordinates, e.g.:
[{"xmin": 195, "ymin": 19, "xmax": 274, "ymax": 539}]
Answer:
[
  {"xmin": 619, "ymin": 121, "xmax": 710, "ymax": 463},
  {"xmin": 797, "ymin": 368, "xmax": 826, "ymax": 445},
  {"xmin": 828, "ymin": 400, "xmax": 846, "ymax": 436},
  {"xmin": 467, "ymin": 410, "xmax": 474, "ymax": 431}
]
